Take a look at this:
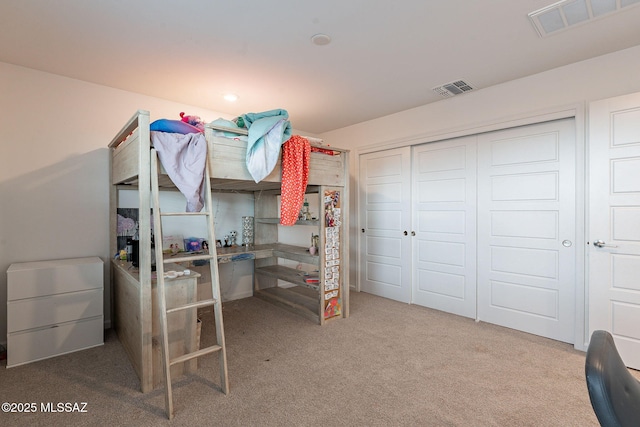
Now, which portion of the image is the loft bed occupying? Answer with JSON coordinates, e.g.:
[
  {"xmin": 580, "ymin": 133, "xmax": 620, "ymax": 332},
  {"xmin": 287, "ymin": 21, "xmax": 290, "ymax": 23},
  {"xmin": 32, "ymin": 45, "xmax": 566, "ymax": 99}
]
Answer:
[
  {"xmin": 108, "ymin": 110, "xmax": 350, "ymax": 393},
  {"xmin": 109, "ymin": 110, "xmax": 347, "ymax": 192}
]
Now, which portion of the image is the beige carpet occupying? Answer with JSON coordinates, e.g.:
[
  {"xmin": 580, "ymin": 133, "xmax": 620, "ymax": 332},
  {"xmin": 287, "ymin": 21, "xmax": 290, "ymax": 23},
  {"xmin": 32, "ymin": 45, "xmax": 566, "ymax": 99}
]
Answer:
[{"xmin": 0, "ymin": 291, "xmax": 620, "ymax": 426}]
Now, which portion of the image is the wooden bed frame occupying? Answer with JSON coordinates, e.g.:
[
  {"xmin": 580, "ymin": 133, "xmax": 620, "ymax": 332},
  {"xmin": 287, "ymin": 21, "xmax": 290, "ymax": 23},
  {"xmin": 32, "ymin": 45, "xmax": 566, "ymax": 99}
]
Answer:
[{"xmin": 108, "ymin": 110, "xmax": 350, "ymax": 392}]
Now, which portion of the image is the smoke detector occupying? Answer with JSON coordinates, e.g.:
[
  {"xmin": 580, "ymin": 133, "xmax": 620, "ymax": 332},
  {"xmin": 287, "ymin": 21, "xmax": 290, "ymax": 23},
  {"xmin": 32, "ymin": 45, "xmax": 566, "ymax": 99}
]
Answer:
[
  {"xmin": 432, "ymin": 80, "xmax": 475, "ymax": 98},
  {"xmin": 311, "ymin": 33, "xmax": 331, "ymax": 46}
]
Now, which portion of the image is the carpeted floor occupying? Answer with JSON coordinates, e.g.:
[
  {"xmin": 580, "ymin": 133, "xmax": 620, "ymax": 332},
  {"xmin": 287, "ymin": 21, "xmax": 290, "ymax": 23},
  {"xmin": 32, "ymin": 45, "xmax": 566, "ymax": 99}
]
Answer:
[{"xmin": 0, "ymin": 291, "xmax": 627, "ymax": 426}]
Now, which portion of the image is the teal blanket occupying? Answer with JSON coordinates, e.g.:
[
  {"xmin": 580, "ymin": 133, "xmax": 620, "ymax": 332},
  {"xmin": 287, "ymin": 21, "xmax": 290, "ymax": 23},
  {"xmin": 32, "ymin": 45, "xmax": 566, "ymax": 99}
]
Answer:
[{"xmin": 242, "ymin": 109, "xmax": 292, "ymax": 182}]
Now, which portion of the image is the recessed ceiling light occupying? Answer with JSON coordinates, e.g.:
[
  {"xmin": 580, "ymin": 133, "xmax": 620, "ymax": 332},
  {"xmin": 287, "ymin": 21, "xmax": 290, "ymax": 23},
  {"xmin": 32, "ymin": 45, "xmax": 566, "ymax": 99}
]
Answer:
[
  {"xmin": 311, "ymin": 33, "xmax": 331, "ymax": 46},
  {"xmin": 223, "ymin": 93, "xmax": 238, "ymax": 102}
]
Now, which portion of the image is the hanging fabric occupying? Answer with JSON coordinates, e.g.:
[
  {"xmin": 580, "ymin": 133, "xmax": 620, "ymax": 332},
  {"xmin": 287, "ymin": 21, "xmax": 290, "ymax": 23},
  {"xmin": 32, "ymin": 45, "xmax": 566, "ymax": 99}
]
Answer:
[{"xmin": 280, "ymin": 135, "xmax": 310, "ymax": 225}]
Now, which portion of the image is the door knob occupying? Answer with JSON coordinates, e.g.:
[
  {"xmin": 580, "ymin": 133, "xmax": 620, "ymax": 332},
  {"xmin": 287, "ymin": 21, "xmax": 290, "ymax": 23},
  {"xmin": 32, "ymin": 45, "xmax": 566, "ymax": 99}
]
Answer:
[
  {"xmin": 403, "ymin": 231, "xmax": 408, "ymax": 236},
  {"xmin": 593, "ymin": 240, "xmax": 618, "ymax": 248}
]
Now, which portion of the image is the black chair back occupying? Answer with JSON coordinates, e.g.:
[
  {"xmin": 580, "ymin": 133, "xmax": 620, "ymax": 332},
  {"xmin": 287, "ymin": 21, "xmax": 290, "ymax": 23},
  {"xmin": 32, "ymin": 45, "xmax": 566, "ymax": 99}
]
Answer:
[{"xmin": 585, "ymin": 330, "xmax": 640, "ymax": 427}]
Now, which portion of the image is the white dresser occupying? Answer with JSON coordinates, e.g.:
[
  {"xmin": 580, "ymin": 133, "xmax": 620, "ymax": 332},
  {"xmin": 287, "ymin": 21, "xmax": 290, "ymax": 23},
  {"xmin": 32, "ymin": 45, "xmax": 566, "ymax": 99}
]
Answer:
[{"xmin": 6, "ymin": 257, "xmax": 104, "ymax": 368}]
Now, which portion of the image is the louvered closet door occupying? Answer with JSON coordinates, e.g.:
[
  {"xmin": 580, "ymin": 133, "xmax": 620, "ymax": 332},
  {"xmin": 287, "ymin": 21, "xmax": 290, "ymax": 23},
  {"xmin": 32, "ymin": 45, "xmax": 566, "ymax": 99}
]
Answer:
[
  {"xmin": 359, "ymin": 147, "xmax": 412, "ymax": 303},
  {"xmin": 412, "ymin": 136, "xmax": 477, "ymax": 318},
  {"xmin": 476, "ymin": 119, "xmax": 576, "ymax": 343}
]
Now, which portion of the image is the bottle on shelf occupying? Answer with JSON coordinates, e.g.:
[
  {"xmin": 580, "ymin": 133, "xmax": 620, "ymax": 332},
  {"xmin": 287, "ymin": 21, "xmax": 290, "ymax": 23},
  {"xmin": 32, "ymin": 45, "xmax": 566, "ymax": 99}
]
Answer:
[
  {"xmin": 310, "ymin": 233, "xmax": 319, "ymax": 255},
  {"xmin": 126, "ymin": 237, "xmax": 133, "ymax": 261},
  {"xmin": 301, "ymin": 198, "xmax": 311, "ymax": 221}
]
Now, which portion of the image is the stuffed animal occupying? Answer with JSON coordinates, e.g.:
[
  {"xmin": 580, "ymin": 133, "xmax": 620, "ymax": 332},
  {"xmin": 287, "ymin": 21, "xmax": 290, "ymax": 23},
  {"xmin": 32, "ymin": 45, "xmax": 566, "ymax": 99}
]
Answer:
[
  {"xmin": 179, "ymin": 112, "xmax": 205, "ymax": 131},
  {"xmin": 229, "ymin": 230, "xmax": 238, "ymax": 247}
]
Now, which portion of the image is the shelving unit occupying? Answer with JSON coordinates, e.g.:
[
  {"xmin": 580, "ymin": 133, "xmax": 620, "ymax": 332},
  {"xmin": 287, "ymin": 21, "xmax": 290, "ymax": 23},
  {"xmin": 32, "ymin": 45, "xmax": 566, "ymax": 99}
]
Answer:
[{"xmin": 253, "ymin": 185, "xmax": 348, "ymax": 325}]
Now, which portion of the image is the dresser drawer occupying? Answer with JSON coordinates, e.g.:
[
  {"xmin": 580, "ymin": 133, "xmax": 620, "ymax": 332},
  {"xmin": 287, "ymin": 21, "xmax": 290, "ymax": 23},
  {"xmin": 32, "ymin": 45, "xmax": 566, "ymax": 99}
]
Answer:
[
  {"xmin": 7, "ymin": 316, "xmax": 104, "ymax": 368},
  {"xmin": 7, "ymin": 288, "xmax": 103, "ymax": 333},
  {"xmin": 7, "ymin": 257, "xmax": 103, "ymax": 300}
]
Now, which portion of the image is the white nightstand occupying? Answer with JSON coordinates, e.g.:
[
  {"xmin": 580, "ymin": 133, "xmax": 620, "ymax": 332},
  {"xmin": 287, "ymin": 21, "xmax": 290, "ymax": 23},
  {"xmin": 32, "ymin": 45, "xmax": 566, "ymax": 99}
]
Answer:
[{"xmin": 6, "ymin": 257, "xmax": 104, "ymax": 368}]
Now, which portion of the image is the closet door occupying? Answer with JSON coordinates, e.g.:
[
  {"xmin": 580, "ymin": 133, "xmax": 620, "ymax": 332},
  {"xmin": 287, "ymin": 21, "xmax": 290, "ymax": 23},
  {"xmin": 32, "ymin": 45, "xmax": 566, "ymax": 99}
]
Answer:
[
  {"xmin": 412, "ymin": 137, "xmax": 477, "ymax": 318},
  {"xmin": 476, "ymin": 119, "xmax": 576, "ymax": 343},
  {"xmin": 359, "ymin": 147, "xmax": 412, "ymax": 303},
  {"xmin": 589, "ymin": 92, "xmax": 640, "ymax": 369}
]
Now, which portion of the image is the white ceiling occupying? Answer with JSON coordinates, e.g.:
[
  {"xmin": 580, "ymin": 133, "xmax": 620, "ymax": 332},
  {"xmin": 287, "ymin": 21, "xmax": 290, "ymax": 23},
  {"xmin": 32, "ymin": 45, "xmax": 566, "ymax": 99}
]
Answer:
[{"xmin": 2, "ymin": 1, "xmax": 640, "ymax": 133}]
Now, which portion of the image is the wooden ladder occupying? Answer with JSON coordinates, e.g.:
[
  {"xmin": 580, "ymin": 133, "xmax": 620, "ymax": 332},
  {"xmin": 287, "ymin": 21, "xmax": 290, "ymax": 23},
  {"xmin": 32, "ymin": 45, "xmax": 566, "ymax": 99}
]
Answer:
[{"xmin": 150, "ymin": 148, "xmax": 229, "ymax": 420}]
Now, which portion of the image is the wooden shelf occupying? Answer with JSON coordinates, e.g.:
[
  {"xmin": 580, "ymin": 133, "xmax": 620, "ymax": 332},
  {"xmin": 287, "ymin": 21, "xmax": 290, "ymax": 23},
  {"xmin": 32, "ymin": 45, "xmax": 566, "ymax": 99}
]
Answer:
[
  {"xmin": 255, "ymin": 265, "xmax": 320, "ymax": 291},
  {"xmin": 163, "ymin": 243, "xmax": 318, "ymax": 265},
  {"xmin": 271, "ymin": 243, "xmax": 319, "ymax": 265},
  {"xmin": 215, "ymin": 244, "xmax": 273, "ymax": 263},
  {"xmin": 254, "ymin": 287, "xmax": 319, "ymax": 323},
  {"xmin": 256, "ymin": 218, "xmax": 320, "ymax": 227},
  {"xmin": 253, "ymin": 183, "xmax": 349, "ymax": 325}
]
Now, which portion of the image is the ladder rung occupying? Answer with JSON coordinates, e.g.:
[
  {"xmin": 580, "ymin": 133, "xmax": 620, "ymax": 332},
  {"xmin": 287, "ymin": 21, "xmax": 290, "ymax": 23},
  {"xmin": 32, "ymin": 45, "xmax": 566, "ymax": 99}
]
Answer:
[
  {"xmin": 160, "ymin": 211, "xmax": 210, "ymax": 217},
  {"xmin": 165, "ymin": 254, "xmax": 215, "ymax": 264},
  {"xmin": 166, "ymin": 298, "xmax": 217, "ymax": 314},
  {"xmin": 170, "ymin": 345, "xmax": 222, "ymax": 366}
]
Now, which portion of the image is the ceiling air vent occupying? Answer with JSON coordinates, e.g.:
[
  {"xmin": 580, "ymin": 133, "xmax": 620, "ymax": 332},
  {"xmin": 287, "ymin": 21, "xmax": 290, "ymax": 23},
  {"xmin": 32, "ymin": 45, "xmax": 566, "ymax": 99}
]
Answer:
[
  {"xmin": 528, "ymin": 0, "xmax": 640, "ymax": 37},
  {"xmin": 432, "ymin": 80, "xmax": 475, "ymax": 98}
]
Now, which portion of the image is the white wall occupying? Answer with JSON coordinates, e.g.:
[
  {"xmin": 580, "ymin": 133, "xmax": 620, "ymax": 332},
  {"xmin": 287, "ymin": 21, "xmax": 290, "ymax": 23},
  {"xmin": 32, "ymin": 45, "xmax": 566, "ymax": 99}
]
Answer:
[
  {"xmin": 321, "ymin": 45, "xmax": 640, "ymax": 151},
  {"xmin": 0, "ymin": 62, "xmax": 242, "ymax": 344},
  {"xmin": 319, "ymin": 44, "xmax": 640, "ymax": 343},
  {"xmin": 3, "ymin": 44, "xmax": 640, "ymax": 346}
]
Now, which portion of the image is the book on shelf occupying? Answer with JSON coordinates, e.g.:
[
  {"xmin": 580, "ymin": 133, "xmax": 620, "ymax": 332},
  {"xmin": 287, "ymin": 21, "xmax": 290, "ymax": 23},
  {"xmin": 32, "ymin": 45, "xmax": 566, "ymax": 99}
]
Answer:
[{"xmin": 303, "ymin": 275, "xmax": 319, "ymax": 284}]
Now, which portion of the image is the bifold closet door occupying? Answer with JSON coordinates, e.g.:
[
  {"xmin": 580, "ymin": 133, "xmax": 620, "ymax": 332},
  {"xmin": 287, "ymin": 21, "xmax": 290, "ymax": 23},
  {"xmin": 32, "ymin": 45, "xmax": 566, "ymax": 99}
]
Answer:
[
  {"xmin": 476, "ymin": 119, "xmax": 577, "ymax": 344},
  {"xmin": 411, "ymin": 137, "xmax": 477, "ymax": 318},
  {"xmin": 359, "ymin": 147, "xmax": 412, "ymax": 303}
]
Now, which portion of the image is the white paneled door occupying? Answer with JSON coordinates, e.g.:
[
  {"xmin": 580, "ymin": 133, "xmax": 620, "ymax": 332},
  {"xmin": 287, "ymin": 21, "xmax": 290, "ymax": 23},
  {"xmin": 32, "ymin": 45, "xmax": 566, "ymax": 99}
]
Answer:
[
  {"xmin": 359, "ymin": 119, "xmax": 578, "ymax": 344},
  {"xmin": 589, "ymin": 92, "xmax": 640, "ymax": 369},
  {"xmin": 412, "ymin": 137, "xmax": 477, "ymax": 318},
  {"xmin": 359, "ymin": 147, "xmax": 412, "ymax": 303},
  {"xmin": 477, "ymin": 119, "xmax": 576, "ymax": 343}
]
